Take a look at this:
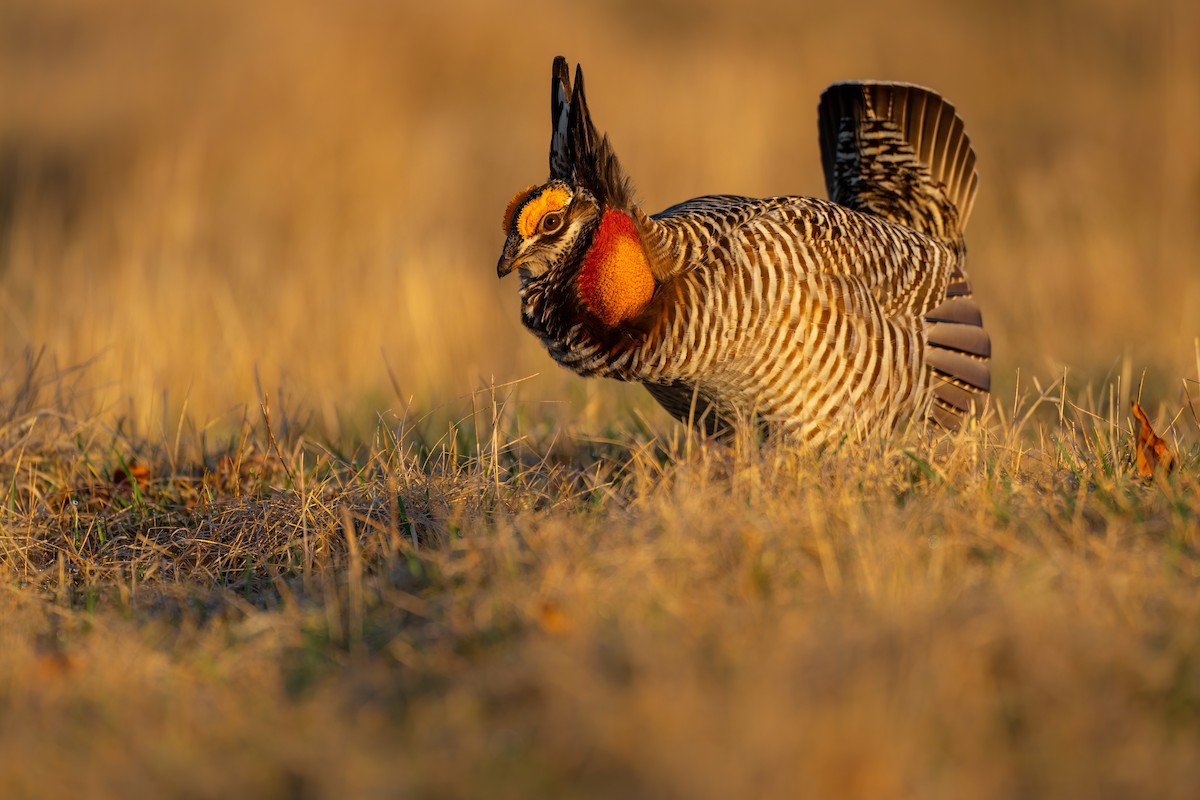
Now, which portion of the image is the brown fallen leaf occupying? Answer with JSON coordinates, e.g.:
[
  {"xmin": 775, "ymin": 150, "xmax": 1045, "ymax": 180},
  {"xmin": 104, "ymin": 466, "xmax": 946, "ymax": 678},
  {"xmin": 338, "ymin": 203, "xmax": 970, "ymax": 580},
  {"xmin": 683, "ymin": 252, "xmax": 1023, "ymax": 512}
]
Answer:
[
  {"xmin": 33, "ymin": 649, "xmax": 75, "ymax": 682},
  {"xmin": 536, "ymin": 601, "xmax": 572, "ymax": 635},
  {"xmin": 1131, "ymin": 401, "xmax": 1176, "ymax": 478},
  {"xmin": 113, "ymin": 462, "xmax": 151, "ymax": 492},
  {"xmin": 205, "ymin": 450, "xmax": 270, "ymax": 496}
]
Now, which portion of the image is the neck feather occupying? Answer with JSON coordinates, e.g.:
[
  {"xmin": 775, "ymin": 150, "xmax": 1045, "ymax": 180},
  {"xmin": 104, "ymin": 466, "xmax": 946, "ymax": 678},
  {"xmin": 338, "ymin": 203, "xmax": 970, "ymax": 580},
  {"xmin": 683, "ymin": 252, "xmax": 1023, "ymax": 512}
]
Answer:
[{"xmin": 577, "ymin": 210, "xmax": 655, "ymax": 327}]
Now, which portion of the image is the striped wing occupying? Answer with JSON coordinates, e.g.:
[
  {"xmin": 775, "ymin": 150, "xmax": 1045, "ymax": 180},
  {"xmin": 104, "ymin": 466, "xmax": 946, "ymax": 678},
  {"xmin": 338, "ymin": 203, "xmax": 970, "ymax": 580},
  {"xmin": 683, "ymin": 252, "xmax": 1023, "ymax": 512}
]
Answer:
[
  {"xmin": 634, "ymin": 241, "xmax": 932, "ymax": 443},
  {"xmin": 646, "ymin": 195, "xmax": 960, "ymax": 321}
]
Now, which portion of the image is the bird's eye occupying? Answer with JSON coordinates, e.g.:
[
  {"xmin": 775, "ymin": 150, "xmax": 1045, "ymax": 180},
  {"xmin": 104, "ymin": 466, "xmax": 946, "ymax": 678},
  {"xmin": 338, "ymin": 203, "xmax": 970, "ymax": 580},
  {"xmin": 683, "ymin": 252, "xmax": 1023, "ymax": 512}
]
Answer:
[{"xmin": 540, "ymin": 213, "xmax": 564, "ymax": 235}]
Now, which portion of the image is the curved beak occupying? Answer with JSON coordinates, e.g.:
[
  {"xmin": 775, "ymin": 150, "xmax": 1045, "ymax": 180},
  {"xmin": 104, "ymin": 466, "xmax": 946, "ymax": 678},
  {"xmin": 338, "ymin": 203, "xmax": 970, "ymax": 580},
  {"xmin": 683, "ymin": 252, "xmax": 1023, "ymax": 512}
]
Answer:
[{"xmin": 496, "ymin": 236, "xmax": 523, "ymax": 278}]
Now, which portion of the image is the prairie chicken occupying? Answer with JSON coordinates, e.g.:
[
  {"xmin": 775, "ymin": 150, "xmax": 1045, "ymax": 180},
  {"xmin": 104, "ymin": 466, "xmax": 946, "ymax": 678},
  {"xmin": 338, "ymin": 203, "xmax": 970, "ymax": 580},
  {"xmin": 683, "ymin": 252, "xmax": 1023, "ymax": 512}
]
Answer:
[{"xmin": 497, "ymin": 57, "xmax": 990, "ymax": 444}]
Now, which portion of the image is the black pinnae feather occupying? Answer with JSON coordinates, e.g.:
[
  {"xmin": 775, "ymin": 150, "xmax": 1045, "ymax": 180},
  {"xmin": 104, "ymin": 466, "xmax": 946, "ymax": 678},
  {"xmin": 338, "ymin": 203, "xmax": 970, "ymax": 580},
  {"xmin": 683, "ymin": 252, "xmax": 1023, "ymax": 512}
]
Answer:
[
  {"xmin": 549, "ymin": 56, "xmax": 573, "ymax": 180},
  {"xmin": 567, "ymin": 65, "xmax": 596, "ymax": 181},
  {"xmin": 565, "ymin": 62, "xmax": 633, "ymax": 210}
]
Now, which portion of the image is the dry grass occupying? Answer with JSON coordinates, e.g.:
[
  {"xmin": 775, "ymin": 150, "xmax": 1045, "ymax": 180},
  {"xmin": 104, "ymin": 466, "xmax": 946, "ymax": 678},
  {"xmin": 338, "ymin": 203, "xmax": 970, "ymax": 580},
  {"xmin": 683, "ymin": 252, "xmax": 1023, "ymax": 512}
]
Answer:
[
  {"xmin": 2, "ymin": 354, "xmax": 1198, "ymax": 799},
  {"xmin": 2, "ymin": 0, "xmax": 1200, "ymax": 797}
]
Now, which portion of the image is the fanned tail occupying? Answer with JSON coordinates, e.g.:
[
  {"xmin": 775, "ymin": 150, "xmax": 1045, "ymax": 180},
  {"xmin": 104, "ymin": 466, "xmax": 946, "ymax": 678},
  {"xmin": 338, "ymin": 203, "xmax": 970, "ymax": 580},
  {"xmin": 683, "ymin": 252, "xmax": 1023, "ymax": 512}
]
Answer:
[{"xmin": 818, "ymin": 81, "xmax": 977, "ymax": 240}]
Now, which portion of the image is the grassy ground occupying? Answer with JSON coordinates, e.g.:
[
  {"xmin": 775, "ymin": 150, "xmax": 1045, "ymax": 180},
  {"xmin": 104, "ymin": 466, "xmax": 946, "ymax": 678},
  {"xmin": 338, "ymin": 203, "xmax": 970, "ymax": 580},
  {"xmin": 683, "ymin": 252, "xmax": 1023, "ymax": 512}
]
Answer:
[
  {"xmin": 2, "ymin": 0, "xmax": 1200, "ymax": 797},
  {"xmin": 2, "ymin": 357, "xmax": 1198, "ymax": 798}
]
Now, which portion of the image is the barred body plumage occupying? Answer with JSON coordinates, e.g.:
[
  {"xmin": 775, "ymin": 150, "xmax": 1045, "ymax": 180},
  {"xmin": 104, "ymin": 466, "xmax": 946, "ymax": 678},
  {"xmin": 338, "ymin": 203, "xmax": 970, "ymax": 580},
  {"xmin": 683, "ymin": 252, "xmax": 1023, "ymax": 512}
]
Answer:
[{"xmin": 497, "ymin": 58, "xmax": 990, "ymax": 445}]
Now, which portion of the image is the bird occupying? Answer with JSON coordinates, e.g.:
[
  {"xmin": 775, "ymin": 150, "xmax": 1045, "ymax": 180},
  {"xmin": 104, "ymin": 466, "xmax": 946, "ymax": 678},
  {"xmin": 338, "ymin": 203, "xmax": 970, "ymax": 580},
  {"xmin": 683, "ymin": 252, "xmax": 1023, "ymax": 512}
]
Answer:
[{"xmin": 496, "ymin": 56, "xmax": 990, "ymax": 445}]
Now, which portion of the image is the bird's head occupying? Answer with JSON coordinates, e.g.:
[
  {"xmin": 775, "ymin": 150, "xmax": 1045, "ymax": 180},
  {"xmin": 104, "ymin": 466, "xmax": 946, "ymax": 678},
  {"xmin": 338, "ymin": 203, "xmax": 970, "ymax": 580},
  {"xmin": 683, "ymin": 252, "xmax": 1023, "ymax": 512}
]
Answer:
[
  {"xmin": 496, "ymin": 57, "xmax": 655, "ymax": 329},
  {"xmin": 496, "ymin": 180, "xmax": 599, "ymax": 281}
]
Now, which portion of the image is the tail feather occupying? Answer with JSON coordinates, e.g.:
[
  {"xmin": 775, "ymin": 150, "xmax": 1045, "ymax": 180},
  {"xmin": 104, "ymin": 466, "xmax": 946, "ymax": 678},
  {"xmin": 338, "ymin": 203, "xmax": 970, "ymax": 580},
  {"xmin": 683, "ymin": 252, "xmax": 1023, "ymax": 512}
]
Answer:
[
  {"xmin": 924, "ymin": 267, "xmax": 990, "ymax": 428},
  {"xmin": 926, "ymin": 348, "xmax": 989, "ymax": 393},
  {"xmin": 926, "ymin": 321, "xmax": 990, "ymax": 358},
  {"xmin": 926, "ymin": 295, "xmax": 982, "ymax": 325},
  {"xmin": 818, "ymin": 81, "xmax": 978, "ymax": 239}
]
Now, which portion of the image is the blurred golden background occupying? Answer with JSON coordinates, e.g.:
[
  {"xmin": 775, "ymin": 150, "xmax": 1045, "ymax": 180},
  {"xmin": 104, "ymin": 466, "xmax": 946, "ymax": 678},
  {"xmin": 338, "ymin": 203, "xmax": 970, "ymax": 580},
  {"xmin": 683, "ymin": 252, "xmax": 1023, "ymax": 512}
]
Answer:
[{"xmin": 2, "ymin": 0, "xmax": 1197, "ymax": 439}]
